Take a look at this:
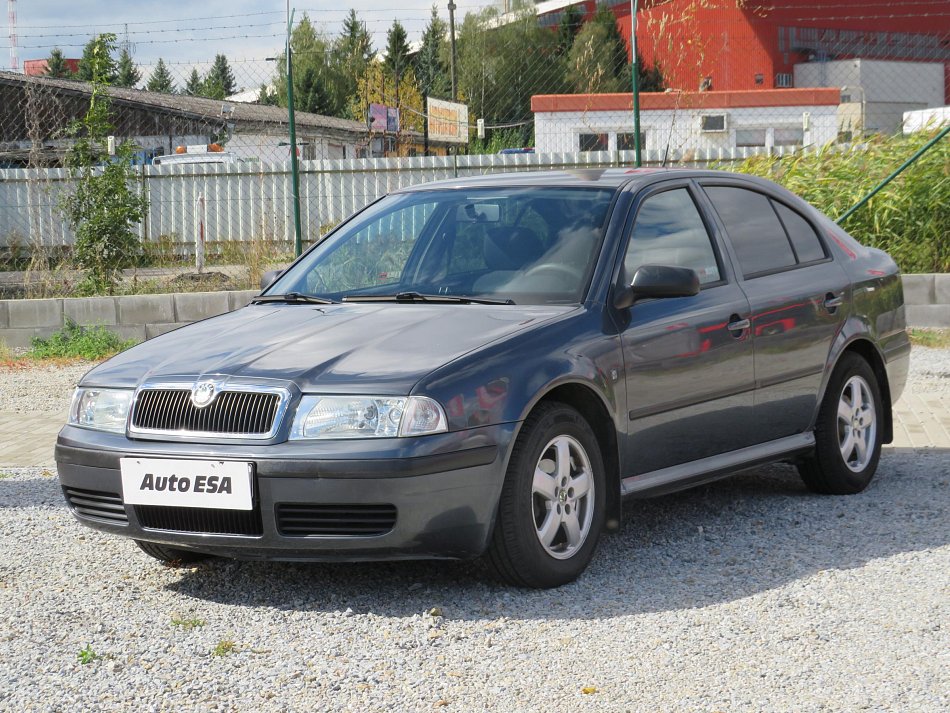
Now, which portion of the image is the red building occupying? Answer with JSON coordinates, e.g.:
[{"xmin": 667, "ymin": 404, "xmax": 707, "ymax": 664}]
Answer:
[
  {"xmin": 537, "ymin": 0, "xmax": 950, "ymax": 101},
  {"xmin": 23, "ymin": 58, "xmax": 80, "ymax": 77}
]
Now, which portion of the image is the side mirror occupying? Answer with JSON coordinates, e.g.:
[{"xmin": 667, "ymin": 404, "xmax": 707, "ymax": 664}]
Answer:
[
  {"xmin": 613, "ymin": 264, "xmax": 700, "ymax": 310},
  {"xmin": 260, "ymin": 269, "xmax": 283, "ymax": 291}
]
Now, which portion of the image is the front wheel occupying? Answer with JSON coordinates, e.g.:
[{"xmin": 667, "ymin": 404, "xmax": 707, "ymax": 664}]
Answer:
[
  {"xmin": 798, "ymin": 353, "xmax": 883, "ymax": 494},
  {"xmin": 485, "ymin": 402, "xmax": 606, "ymax": 588}
]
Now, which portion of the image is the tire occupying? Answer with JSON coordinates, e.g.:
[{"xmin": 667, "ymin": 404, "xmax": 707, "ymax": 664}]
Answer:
[
  {"xmin": 798, "ymin": 353, "xmax": 883, "ymax": 495},
  {"xmin": 485, "ymin": 402, "xmax": 606, "ymax": 588},
  {"xmin": 135, "ymin": 540, "xmax": 208, "ymax": 565}
]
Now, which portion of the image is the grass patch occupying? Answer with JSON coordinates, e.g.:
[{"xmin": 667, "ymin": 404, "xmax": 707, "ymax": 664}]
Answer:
[
  {"xmin": 211, "ymin": 639, "xmax": 236, "ymax": 657},
  {"xmin": 0, "ymin": 472, "xmax": 13, "ymax": 479},
  {"xmin": 909, "ymin": 328, "xmax": 950, "ymax": 349},
  {"xmin": 77, "ymin": 644, "xmax": 101, "ymax": 665},
  {"xmin": 171, "ymin": 617, "xmax": 206, "ymax": 630},
  {"xmin": 26, "ymin": 320, "xmax": 137, "ymax": 361}
]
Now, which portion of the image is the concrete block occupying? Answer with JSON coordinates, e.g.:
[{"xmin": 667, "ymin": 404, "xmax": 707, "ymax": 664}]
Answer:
[
  {"xmin": 0, "ymin": 301, "xmax": 8, "ymax": 329},
  {"xmin": 7, "ymin": 298, "xmax": 63, "ymax": 328},
  {"xmin": 146, "ymin": 322, "xmax": 190, "ymax": 340},
  {"xmin": 229, "ymin": 290, "xmax": 260, "ymax": 311},
  {"xmin": 174, "ymin": 291, "xmax": 231, "ymax": 323},
  {"xmin": 901, "ymin": 274, "xmax": 935, "ymax": 305},
  {"xmin": 117, "ymin": 294, "xmax": 174, "ymax": 326},
  {"xmin": 905, "ymin": 305, "xmax": 950, "ymax": 329},
  {"xmin": 934, "ymin": 274, "xmax": 950, "ymax": 307},
  {"xmin": 111, "ymin": 325, "xmax": 147, "ymax": 344},
  {"xmin": 63, "ymin": 296, "xmax": 118, "ymax": 326},
  {"xmin": 0, "ymin": 327, "xmax": 58, "ymax": 350}
]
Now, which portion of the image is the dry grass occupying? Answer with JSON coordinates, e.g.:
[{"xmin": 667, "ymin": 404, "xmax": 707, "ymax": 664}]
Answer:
[{"xmin": 908, "ymin": 328, "xmax": 950, "ymax": 349}]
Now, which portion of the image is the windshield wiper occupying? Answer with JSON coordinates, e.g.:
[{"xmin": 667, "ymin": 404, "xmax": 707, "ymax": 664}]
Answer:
[
  {"xmin": 343, "ymin": 291, "xmax": 515, "ymax": 305},
  {"xmin": 251, "ymin": 292, "xmax": 337, "ymax": 305}
]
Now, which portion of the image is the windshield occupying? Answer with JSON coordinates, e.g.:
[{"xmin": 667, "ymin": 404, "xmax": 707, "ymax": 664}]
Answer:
[{"xmin": 268, "ymin": 187, "xmax": 615, "ymax": 305}]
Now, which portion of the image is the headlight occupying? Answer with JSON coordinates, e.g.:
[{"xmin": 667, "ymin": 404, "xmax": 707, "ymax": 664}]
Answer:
[
  {"xmin": 289, "ymin": 395, "xmax": 447, "ymax": 440},
  {"xmin": 68, "ymin": 388, "xmax": 133, "ymax": 434}
]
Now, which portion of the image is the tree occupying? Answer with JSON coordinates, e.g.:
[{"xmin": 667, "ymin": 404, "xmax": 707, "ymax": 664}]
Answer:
[
  {"xmin": 145, "ymin": 58, "xmax": 175, "ymax": 93},
  {"xmin": 633, "ymin": 52, "xmax": 665, "ymax": 93},
  {"xmin": 415, "ymin": 6, "xmax": 450, "ymax": 100},
  {"xmin": 44, "ymin": 48, "xmax": 74, "ymax": 78},
  {"xmin": 556, "ymin": 4, "xmax": 584, "ymax": 56},
  {"xmin": 347, "ymin": 60, "xmax": 425, "ymax": 136},
  {"xmin": 275, "ymin": 14, "xmax": 338, "ymax": 115},
  {"xmin": 384, "ymin": 20, "xmax": 411, "ymax": 83},
  {"xmin": 58, "ymin": 33, "xmax": 147, "ymax": 295},
  {"xmin": 456, "ymin": 4, "xmax": 566, "ymax": 145},
  {"xmin": 203, "ymin": 54, "xmax": 236, "ymax": 98},
  {"xmin": 184, "ymin": 68, "xmax": 203, "ymax": 96},
  {"xmin": 77, "ymin": 35, "xmax": 118, "ymax": 84},
  {"xmin": 330, "ymin": 10, "xmax": 373, "ymax": 117},
  {"xmin": 567, "ymin": 5, "xmax": 629, "ymax": 93},
  {"xmin": 115, "ymin": 48, "xmax": 141, "ymax": 88}
]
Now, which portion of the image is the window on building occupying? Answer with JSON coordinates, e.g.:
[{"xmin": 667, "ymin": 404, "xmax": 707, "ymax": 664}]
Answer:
[
  {"xmin": 773, "ymin": 127, "xmax": 804, "ymax": 146},
  {"xmin": 579, "ymin": 133, "xmax": 608, "ymax": 152},
  {"xmin": 624, "ymin": 188, "xmax": 722, "ymax": 286},
  {"xmin": 617, "ymin": 132, "xmax": 647, "ymax": 152},
  {"xmin": 772, "ymin": 201, "xmax": 826, "ymax": 263},
  {"xmin": 754, "ymin": 73, "xmax": 764, "ymax": 85},
  {"xmin": 735, "ymin": 129, "xmax": 767, "ymax": 147},
  {"xmin": 704, "ymin": 186, "xmax": 796, "ymax": 277}
]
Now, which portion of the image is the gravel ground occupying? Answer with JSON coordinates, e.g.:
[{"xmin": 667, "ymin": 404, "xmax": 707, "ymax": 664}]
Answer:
[{"xmin": 0, "ymin": 347, "xmax": 947, "ymax": 711}]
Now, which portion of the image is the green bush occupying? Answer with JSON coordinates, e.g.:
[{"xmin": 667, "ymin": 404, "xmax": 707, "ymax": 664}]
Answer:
[
  {"xmin": 28, "ymin": 320, "xmax": 137, "ymax": 360},
  {"xmin": 728, "ymin": 130, "xmax": 949, "ymax": 274}
]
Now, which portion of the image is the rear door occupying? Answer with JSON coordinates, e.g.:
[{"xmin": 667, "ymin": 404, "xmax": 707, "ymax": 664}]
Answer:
[
  {"xmin": 616, "ymin": 181, "xmax": 756, "ymax": 477},
  {"xmin": 699, "ymin": 182, "xmax": 850, "ymax": 441}
]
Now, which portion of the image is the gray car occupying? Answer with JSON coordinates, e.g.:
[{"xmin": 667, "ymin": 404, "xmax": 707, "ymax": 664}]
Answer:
[{"xmin": 56, "ymin": 169, "xmax": 910, "ymax": 588}]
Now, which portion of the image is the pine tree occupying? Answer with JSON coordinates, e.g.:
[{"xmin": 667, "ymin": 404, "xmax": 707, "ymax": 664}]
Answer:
[
  {"xmin": 567, "ymin": 6, "xmax": 629, "ymax": 93},
  {"xmin": 556, "ymin": 5, "xmax": 584, "ymax": 56},
  {"xmin": 115, "ymin": 48, "xmax": 141, "ymax": 88},
  {"xmin": 44, "ymin": 48, "xmax": 73, "ymax": 78},
  {"xmin": 276, "ymin": 14, "xmax": 337, "ymax": 115},
  {"xmin": 185, "ymin": 68, "xmax": 203, "ymax": 96},
  {"xmin": 415, "ymin": 6, "xmax": 450, "ymax": 100},
  {"xmin": 204, "ymin": 54, "xmax": 236, "ymax": 98},
  {"xmin": 145, "ymin": 58, "xmax": 175, "ymax": 93},
  {"xmin": 331, "ymin": 10, "xmax": 373, "ymax": 115},
  {"xmin": 384, "ymin": 21, "xmax": 411, "ymax": 81},
  {"xmin": 76, "ymin": 35, "xmax": 118, "ymax": 84}
]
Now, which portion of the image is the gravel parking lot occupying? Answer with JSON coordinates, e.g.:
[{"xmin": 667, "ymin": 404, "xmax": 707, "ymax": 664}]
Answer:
[{"xmin": 0, "ymin": 349, "xmax": 947, "ymax": 711}]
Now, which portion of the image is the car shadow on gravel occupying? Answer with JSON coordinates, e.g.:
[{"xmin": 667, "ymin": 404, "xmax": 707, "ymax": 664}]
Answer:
[{"xmin": 162, "ymin": 448, "xmax": 950, "ymax": 619}]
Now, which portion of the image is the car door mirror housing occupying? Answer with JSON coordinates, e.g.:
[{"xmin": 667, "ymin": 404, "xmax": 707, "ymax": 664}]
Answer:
[
  {"xmin": 614, "ymin": 265, "xmax": 701, "ymax": 309},
  {"xmin": 260, "ymin": 269, "xmax": 283, "ymax": 291}
]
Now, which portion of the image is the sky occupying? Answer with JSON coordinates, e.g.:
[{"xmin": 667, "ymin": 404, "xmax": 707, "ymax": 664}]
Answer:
[{"xmin": 3, "ymin": 1, "xmax": 500, "ymax": 90}]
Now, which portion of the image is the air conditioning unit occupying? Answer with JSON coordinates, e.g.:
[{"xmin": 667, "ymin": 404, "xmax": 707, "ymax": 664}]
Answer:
[
  {"xmin": 775, "ymin": 73, "xmax": 793, "ymax": 88},
  {"xmin": 700, "ymin": 114, "xmax": 728, "ymax": 133}
]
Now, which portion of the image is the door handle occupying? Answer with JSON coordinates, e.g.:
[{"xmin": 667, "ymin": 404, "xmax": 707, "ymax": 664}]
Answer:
[
  {"xmin": 727, "ymin": 317, "xmax": 750, "ymax": 332},
  {"xmin": 824, "ymin": 293, "xmax": 843, "ymax": 311}
]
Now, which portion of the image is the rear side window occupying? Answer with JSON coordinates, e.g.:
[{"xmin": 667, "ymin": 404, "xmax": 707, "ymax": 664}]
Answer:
[
  {"xmin": 624, "ymin": 188, "xmax": 721, "ymax": 285},
  {"xmin": 773, "ymin": 202, "xmax": 826, "ymax": 263},
  {"xmin": 704, "ymin": 186, "xmax": 796, "ymax": 277}
]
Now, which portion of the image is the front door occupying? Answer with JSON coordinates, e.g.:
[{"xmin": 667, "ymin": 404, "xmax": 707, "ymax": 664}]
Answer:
[{"xmin": 617, "ymin": 183, "xmax": 756, "ymax": 477}]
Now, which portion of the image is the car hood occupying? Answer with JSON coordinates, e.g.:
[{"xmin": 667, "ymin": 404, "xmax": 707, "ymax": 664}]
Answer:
[{"xmin": 82, "ymin": 302, "xmax": 575, "ymax": 393}]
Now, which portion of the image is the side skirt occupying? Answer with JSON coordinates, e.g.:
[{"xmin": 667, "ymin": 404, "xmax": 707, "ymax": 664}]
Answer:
[{"xmin": 621, "ymin": 432, "xmax": 815, "ymax": 499}]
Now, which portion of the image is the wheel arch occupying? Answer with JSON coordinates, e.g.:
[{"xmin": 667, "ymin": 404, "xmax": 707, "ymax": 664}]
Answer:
[
  {"xmin": 522, "ymin": 381, "xmax": 622, "ymax": 532},
  {"xmin": 821, "ymin": 337, "xmax": 893, "ymax": 444}
]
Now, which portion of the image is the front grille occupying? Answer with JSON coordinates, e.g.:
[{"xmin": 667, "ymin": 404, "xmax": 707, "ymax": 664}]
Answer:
[
  {"xmin": 131, "ymin": 389, "xmax": 280, "ymax": 436},
  {"xmin": 135, "ymin": 505, "xmax": 263, "ymax": 536},
  {"xmin": 275, "ymin": 503, "xmax": 397, "ymax": 537},
  {"xmin": 63, "ymin": 487, "xmax": 128, "ymax": 525}
]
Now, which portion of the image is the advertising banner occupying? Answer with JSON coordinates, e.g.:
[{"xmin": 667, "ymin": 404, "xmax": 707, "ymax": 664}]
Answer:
[{"xmin": 427, "ymin": 98, "xmax": 469, "ymax": 144}]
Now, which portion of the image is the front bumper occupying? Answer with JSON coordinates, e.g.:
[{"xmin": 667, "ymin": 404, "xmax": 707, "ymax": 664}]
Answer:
[{"xmin": 55, "ymin": 423, "xmax": 517, "ymax": 561}]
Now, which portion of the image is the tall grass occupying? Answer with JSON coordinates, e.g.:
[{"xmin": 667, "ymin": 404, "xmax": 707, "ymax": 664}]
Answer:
[{"xmin": 728, "ymin": 130, "xmax": 949, "ymax": 274}]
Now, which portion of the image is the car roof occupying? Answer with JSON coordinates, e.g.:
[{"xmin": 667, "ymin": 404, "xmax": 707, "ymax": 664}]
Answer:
[{"xmin": 394, "ymin": 167, "xmax": 775, "ymax": 194}]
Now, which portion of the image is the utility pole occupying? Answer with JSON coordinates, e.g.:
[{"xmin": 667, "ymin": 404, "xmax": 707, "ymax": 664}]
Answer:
[
  {"xmin": 286, "ymin": 2, "xmax": 303, "ymax": 257},
  {"xmin": 448, "ymin": 1, "xmax": 458, "ymax": 101},
  {"xmin": 630, "ymin": 0, "xmax": 642, "ymax": 167}
]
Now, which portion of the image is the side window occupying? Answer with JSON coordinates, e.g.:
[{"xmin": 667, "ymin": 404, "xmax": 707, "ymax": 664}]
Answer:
[
  {"xmin": 624, "ymin": 188, "xmax": 722, "ymax": 285},
  {"xmin": 772, "ymin": 201, "xmax": 826, "ymax": 264},
  {"xmin": 704, "ymin": 186, "xmax": 796, "ymax": 277}
]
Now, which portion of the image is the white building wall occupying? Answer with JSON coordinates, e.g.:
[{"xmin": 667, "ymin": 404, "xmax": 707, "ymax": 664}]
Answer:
[
  {"xmin": 903, "ymin": 106, "xmax": 950, "ymax": 133},
  {"xmin": 534, "ymin": 104, "xmax": 838, "ymax": 155}
]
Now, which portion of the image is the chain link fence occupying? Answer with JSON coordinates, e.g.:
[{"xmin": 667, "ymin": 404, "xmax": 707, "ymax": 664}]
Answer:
[{"xmin": 1, "ymin": 1, "xmax": 948, "ymax": 278}]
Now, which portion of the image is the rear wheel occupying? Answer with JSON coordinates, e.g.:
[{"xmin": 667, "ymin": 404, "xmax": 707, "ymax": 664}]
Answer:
[
  {"xmin": 798, "ymin": 353, "xmax": 883, "ymax": 494},
  {"xmin": 485, "ymin": 402, "xmax": 606, "ymax": 588},
  {"xmin": 135, "ymin": 540, "xmax": 208, "ymax": 565}
]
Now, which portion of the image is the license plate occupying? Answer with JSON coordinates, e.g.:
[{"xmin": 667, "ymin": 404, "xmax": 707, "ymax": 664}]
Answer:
[{"xmin": 120, "ymin": 458, "xmax": 253, "ymax": 511}]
